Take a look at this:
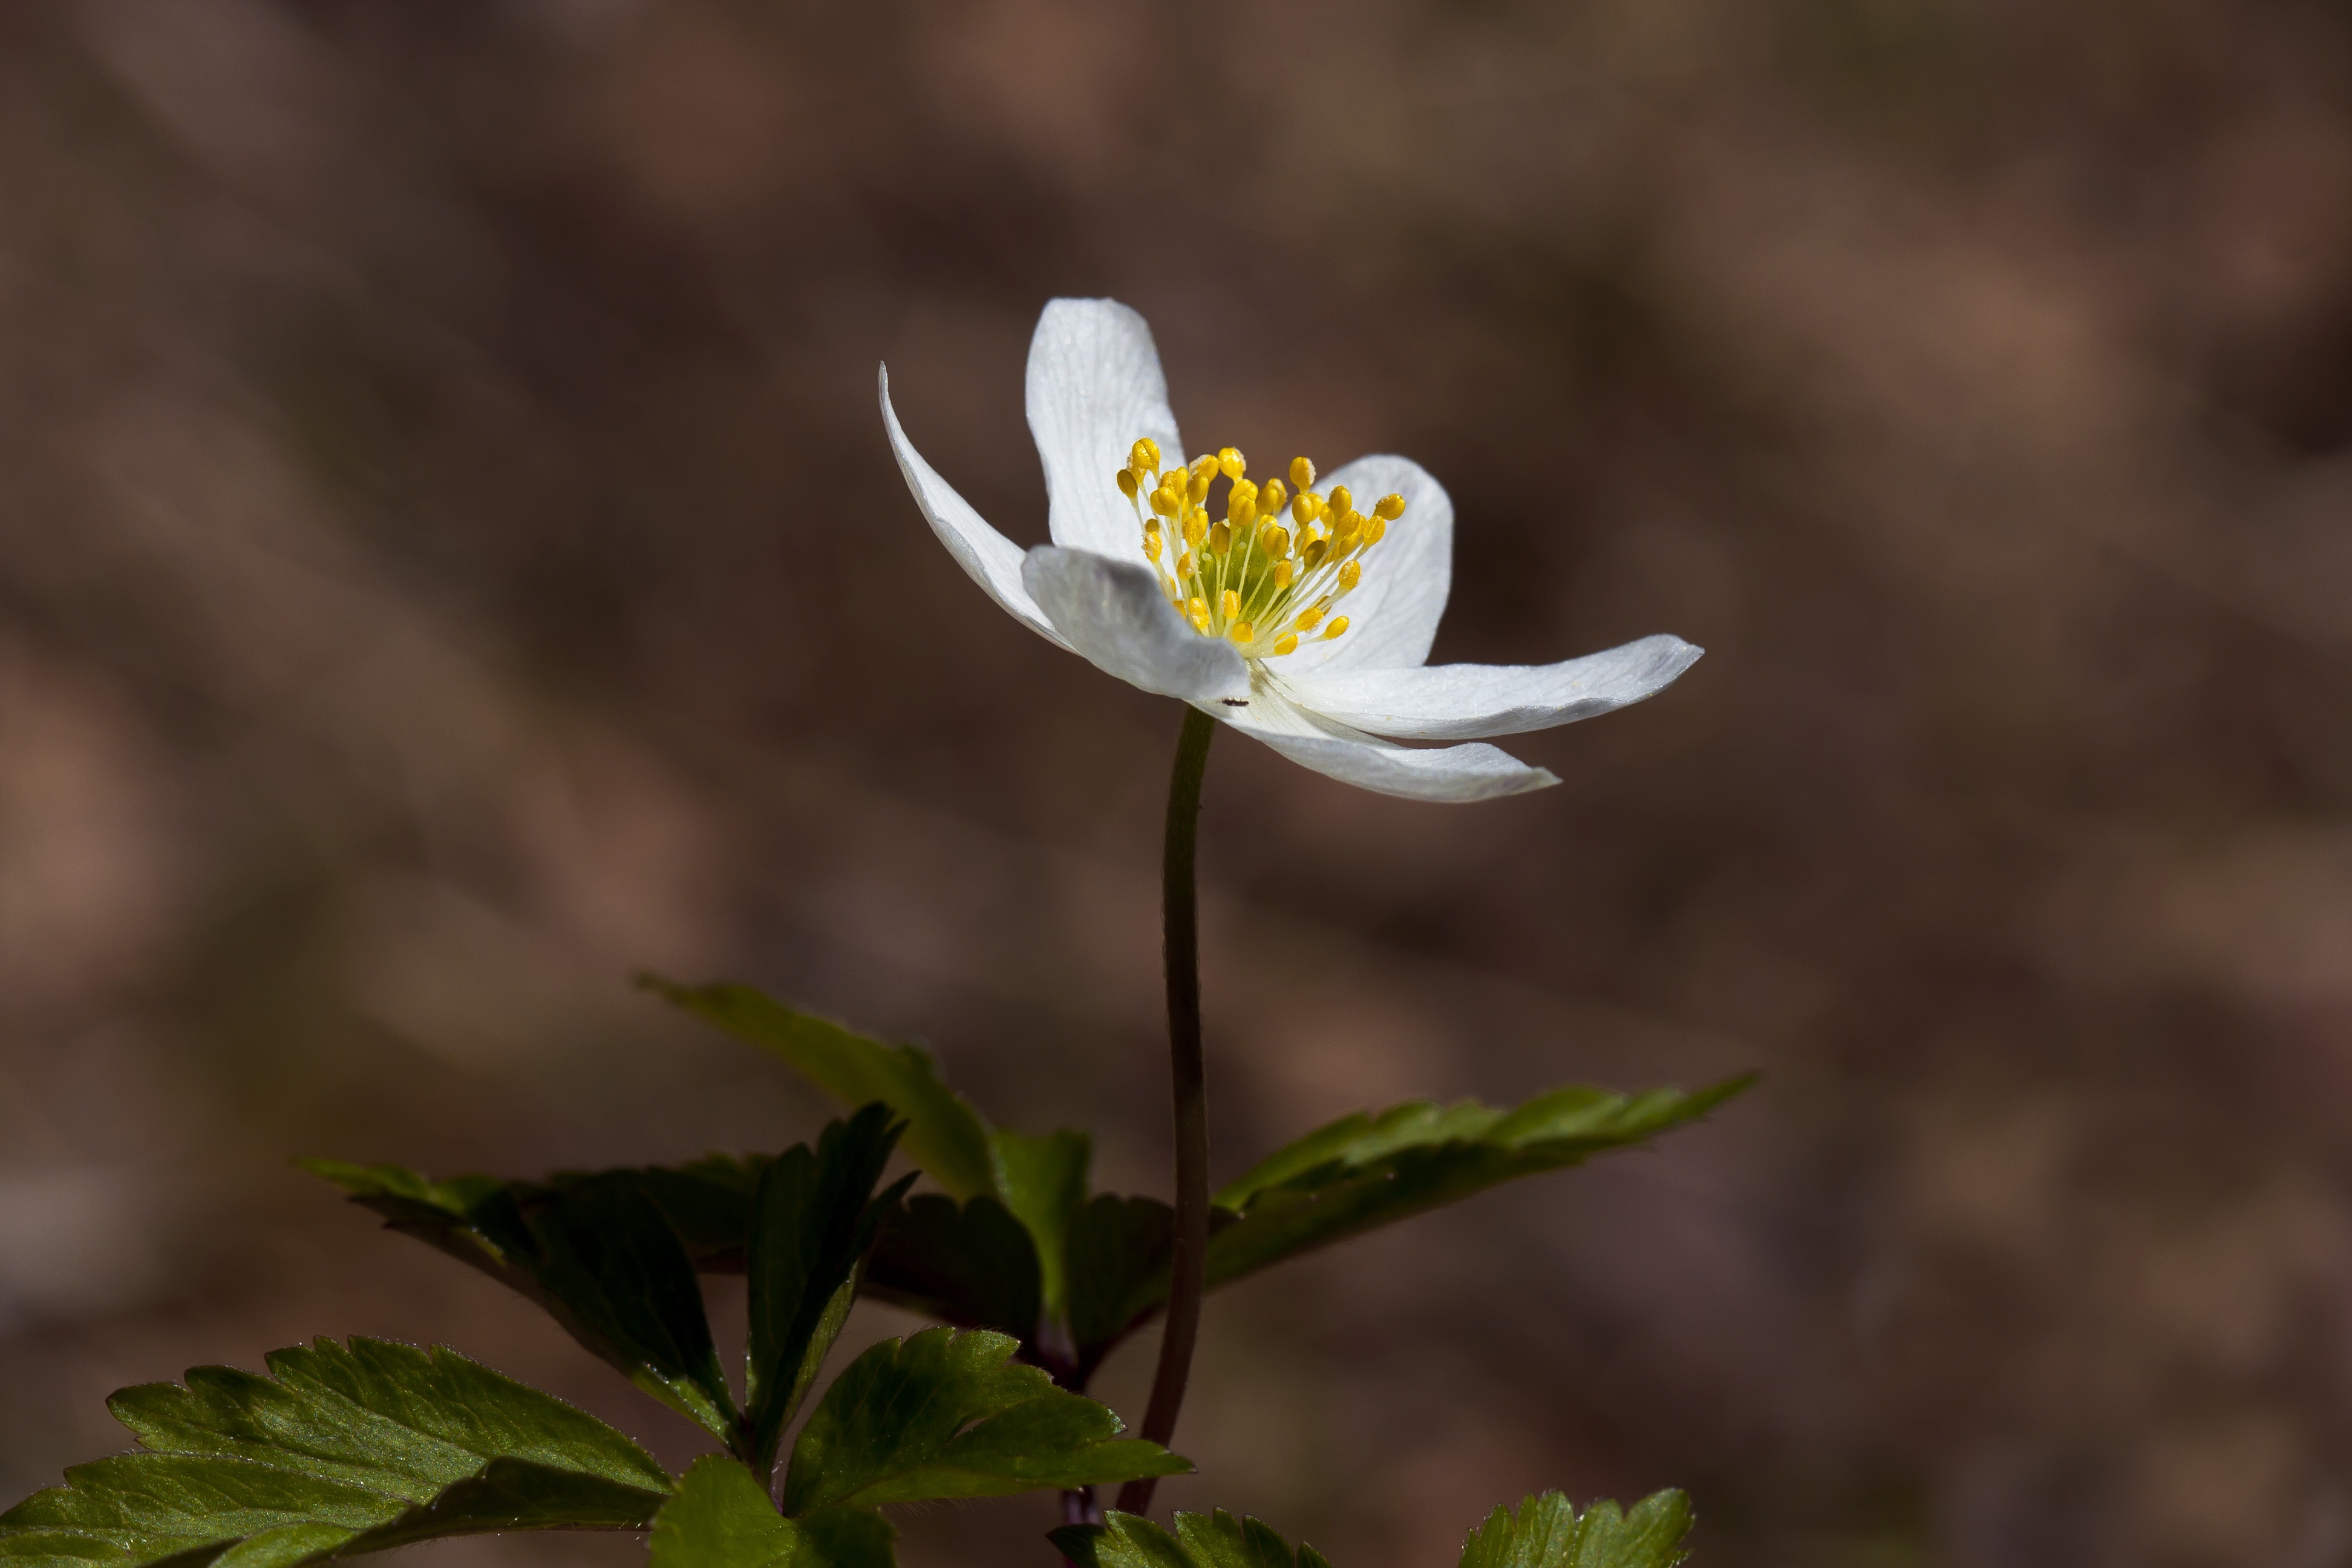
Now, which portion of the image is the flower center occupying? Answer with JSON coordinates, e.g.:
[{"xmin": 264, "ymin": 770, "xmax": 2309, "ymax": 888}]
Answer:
[{"xmin": 1115, "ymin": 439, "xmax": 1405, "ymax": 661}]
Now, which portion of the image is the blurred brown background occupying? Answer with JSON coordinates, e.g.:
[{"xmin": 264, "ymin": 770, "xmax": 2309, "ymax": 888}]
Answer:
[{"xmin": 4, "ymin": 1, "xmax": 2352, "ymax": 1565}]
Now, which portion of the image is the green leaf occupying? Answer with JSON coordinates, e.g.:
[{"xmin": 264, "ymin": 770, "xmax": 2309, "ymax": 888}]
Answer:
[
  {"xmin": 988, "ymin": 1129, "xmax": 1088, "ymax": 1327},
  {"xmin": 1052, "ymin": 1509, "xmax": 1328, "ymax": 1568},
  {"xmin": 1073, "ymin": 1079, "xmax": 1752, "ymax": 1366},
  {"xmin": 0, "ymin": 1338, "xmax": 672, "ymax": 1567},
  {"xmin": 647, "ymin": 1457, "xmax": 900, "ymax": 1568},
  {"xmin": 645, "ymin": 980, "xmax": 998, "ymax": 1202},
  {"xmin": 1056, "ymin": 1492, "xmax": 1690, "ymax": 1568},
  {"xmin": 528, "ymin": 1175, "xmax": 737, "ymax": 1441},
  {"xmin": 780, "ymin": 1329, "xmax": 1186, "ymax": 1514},
  {"xmin": 1062, "ymin": 1195, "xmax": 1180, "ymax": 1377},
  {"xmin": 862, "ymin": 1195, "xmax": 1041, "ymax": 1342},
  {"xmin": 1457, "ymin": 1491, "xmax": 1693, "ymax": 1568},
  {"xmin": 747, "ymin": 1107, "xmax": 916, "ymax": 1474}
]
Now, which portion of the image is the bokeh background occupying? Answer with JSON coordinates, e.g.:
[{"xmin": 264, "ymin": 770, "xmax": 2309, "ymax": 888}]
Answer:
[{"xmin": 5, "ymin": 1, "xmax": 2352, "ymax": 1564}]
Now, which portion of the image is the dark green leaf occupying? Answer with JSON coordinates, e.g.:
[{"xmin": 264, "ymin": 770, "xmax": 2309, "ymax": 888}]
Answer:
[
  {"xmin": 528, "ymin": 1175, "xmax": 736, "ymax": 1440},
  {"xmin": 1458, "ymin": 1491, "xmax": 1693, "ymax": 1568},
  {"xmin": 988, "ymin": 1129, "xmax": 1088, "ymax": 1326},
  {"xmin": 1076, "ymin": 1080, "xmax": 1752, "ymax": 1365},
  {"xmin": 747, "ymin": 1106, "xmax": 915, "ymax": 1473},
  {"xmin": 306, "ymin": 1156, "xmax": 768, "ymax": 1446},
  {"xmin": 0, "ymin": 1339, "xmax": 671, "ymax": 1568},
  {"xmin": 780, "ymin": 1329, "xmax": 1185, "ymax": 1513},
  {"xmin": 862, "ymin": 1195, "xmax": 1040, "ymax": 1342},
  {"xmin": 1062, "ymin": 1196, "xmax": 1177, "ymax": 1376},
  {"xmin": 645, "ymin": 980, "xmax": 998, "ymax": 1201}
]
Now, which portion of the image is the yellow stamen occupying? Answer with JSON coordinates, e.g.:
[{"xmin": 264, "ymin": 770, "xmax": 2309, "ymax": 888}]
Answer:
[
  {"xmin": 1188, "ymin": 596, "xmax": 1209, "ymax": 629},
  {"xmin": 1321, "ymin": 615, "xmax": 1348, "ymax": 639},
  {"xmin": 1365, "ymin": 516, "xmax": 1386, "ymax": 544},
  {"xmin": 1374, "ymin": 492, "xmax": 1406, "ymax": 520},
  {"xmin": 1118, "ymin": 468, "xmax": 1139, "ymax": 500},
  {"xmin": 1273, "ymin": 560, "xmax": 1293, "ymax": 588},
  {"xmin": 1259, "ymin": 477, "xmax": 1288, "ymax": 514},
  {"xmin": 1184, "ymin": 514, "xmax": 1206, "ymax": 547},
  {"xmin": 1339, "ymin": 560, "xmax": 1362, "ymax": 592},
  {"xmin": 1177, "ymin": 550, "xmax": 1194, "ymax": 577},
  {"xmin": 1290, "ymin": 456, "xmax": 1316, "ymax": 490},
  {"xmin": 1295, "ymin": 603, "xmax": 1327, "ymax": 632},
  {"xmin": 1228, "ymin": 479, "xmax": 1258, "ymax": 527},
  {"xmin": 1131, "ymin": 437, "xmax": 1161, "ymax": 472},
  {"xmin": 1328, "ymin": 485, "xmax": 1351, "ymax": 517},
  {"xmin": 1151, "ymin": 485, "xmax": 1179, "ymax": 518},
  {"xmin": 1220, "ymin": 589, "xmax": 1240, "ymax": 622},
  {"xmin": 1230, "ymin": 621, "xmax": 1254, "ymax": 643},
  {"xmin": 1187, "ymin": 470, "xmax": 1210, "ymax": 505},
  {"xmin": 1217, "ymin": 446, "xmax": 1246, "ymax": 480},
  {"xmin": 1209, "ymin": 521, "xmax": 1232, "ymax": 556},
  {"xmin": 1272, "ymin": 633, "xmax": 1299, "ymax": 656},
  {"xmin": 1257, "ymin": 523, "xmax": 1289, "ymax": 558}
]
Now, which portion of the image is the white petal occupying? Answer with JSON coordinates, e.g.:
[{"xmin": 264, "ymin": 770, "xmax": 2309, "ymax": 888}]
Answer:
[
  {"xmin": 1272, "ymin": 454, "xmax": 1454, "ymax": 677},
  {"xmin": 1209, "ymin": 684, "xmax": 1555, "ymax": 803},
  {"xmin": 1282, "ymin": 634, "xmax": 1704, "ymax": 740},
  {"xmin": 1026, "ymin": 299, "xmax": 1181, "ymax": 563},
  {"xmin": 1023, "ymin": 547, "xmax": 1249, "ymax": 702},
  {"xmin": 880, "ymin": 364, "xmax": 1067, "ymax": 648}
]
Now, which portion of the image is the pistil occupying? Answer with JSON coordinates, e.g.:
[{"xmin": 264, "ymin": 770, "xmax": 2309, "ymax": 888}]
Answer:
[{"xmin": 1117, "ymin": 440, "xmax": 1403, "ymax": 662}]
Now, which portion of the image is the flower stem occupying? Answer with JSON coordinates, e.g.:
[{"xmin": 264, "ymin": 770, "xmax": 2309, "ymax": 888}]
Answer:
[{"xmin": 1117, "ymin": 704, "xmax": 1217, "ymax": 1517}]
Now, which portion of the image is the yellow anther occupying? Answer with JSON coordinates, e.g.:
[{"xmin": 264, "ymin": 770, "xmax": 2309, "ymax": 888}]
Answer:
[
  {"xmin": 1365, "ymin": 516, "xmax": 1386, "ymax": 545},
  {"xmin": 1151, "ymin": 485, "xmax": 1179, "ymax": 518},
  {"xmin": 1272, "ymin": 633, "xmax": 1299, "ymax": 656},
  {"xmin": 1290, "ymin": 456, "xmax": 1316, "ymax": 490},
  {"xmin": 1295, "ymin": 603, "xmax": 1327, "ymax": 631},
  {"xmin": 1131, "ymin": 437, "xmax": 1161, "ymax": 473},
  {"xmin": 1333, "ymin": 510, "xmax": 1362, "ymax": 546},
  {"xmin": 1257, "ymin": 523, "xmax": 1288, "ymax": 558},
  {"xmin": 1209, "ymin": 521, "xmax": 1232, "ymax": 556},
  {"xmin": 1220, "ymin": 589, "xmax": 1240, "ymax": 622},
  {"xmin": 1339, "ymin": 560, "xmax": 1362, "ymax": 592},
  {"xmin": 1177, "ymin": 550, "xmax": 1194, "ymax": 577},
  {"xmin": 1143, "ymin": 524, "xmax": 1162, "ymax": 555},
  {"xmin": 1328, "ymin": 485, "xmax": 1351, "ymax": 517},
  {"xmin": 1187, "ymin": 471, "xmax": 1210, "ymax": 505},
  {"xmin": 1227, "ymin": 479, "xmax": 1258, "ymax": 527},
  {"xmin": 1321, "ymin": 615, "xmax": 1349, "ymax": 639},
  {"xmin": 1119, "ymin": 468, "xmax": 1140, "ymax": 500},
  {"xmin": 1191, "ymin": 452, "xmax": 1219, "ymax": 480},
  {"xmin": 1217, "ymin": 446, "xmax": 1246, "ymax": 480},
  {"xmin": 1230, "ymin": 621, "xmax": 1254, "ymax": 643},
  {"xmin": 1273, "ymin": 559, "xmax": 1294, "ymax": 588},
  {"xmin": 1374, "ymin": 492, "xmax": 1406, "ymax": 521},
  {"xmin": 1184, "ymin": 514, "xmax": 1206, "ymax": 547},
  {"xmin": 1259, "ymin": 477, "xmax": 1288, "ymax": 514},
  {"xmin": 1188, "ymin": 595, "xmax": 1209, "ymax": 627},
  {"xmin": 1301, "ymin": 538, "xmax": 1328, "ymax": 570}
]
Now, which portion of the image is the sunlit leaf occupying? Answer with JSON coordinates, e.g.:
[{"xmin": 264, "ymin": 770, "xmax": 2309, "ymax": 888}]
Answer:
[
  {"xmin": 1457, "ymin": 1491, "xmax": 1693, "ymax": 1568},
  {"xmin": 644, "ymin": 980, "xmax": 998, "ymax": 1202},
  {"xmin": 1070, "ymin": 1079, "xmax": 1753, "ymax": 1365},
  {"xmin": 781, "ymin": 1329, "xmax": 1185, "ymax": 1513},
  {"xmin": 989, "ymin": 1129, "xmax": 1089, "ymax": 1326},
  {"xmin": 0, "ymin": 1339, "xmax": 671, "ymax": 1567}
]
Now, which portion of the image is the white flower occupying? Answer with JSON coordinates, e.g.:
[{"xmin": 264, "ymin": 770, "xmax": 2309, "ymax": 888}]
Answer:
[{"xmin": 880, "ymin": 299, "xmax": 1702, "ymax": 803}]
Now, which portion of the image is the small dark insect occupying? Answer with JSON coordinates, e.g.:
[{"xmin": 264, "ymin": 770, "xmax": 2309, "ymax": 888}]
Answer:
[{"xmin": 1220, "ymin": 699, "xmax": 1249, "ymax": 708}]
